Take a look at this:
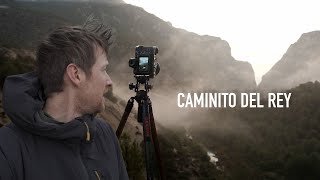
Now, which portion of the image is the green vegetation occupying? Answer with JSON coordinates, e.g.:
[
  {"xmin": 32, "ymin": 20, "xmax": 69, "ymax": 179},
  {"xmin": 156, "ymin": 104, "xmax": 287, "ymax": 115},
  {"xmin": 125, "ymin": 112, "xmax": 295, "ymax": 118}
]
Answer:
[
  {"xmin": 158, "ymin": 127, "xmax": 222, "ymax": 180},
  {"xmin": 119, "ymin": 128, "xmax": 222, "ymax": 179},
  {"xmin": 188, "ymin": 81, "xmax": 320, "ymax": 179},
  {"xmin": 119, "ymin": 133, "xmax": 145, "ymax": 180},
  {"xmin": 0, "ymin": 49, "xmax": 35, "ymax": 88}
]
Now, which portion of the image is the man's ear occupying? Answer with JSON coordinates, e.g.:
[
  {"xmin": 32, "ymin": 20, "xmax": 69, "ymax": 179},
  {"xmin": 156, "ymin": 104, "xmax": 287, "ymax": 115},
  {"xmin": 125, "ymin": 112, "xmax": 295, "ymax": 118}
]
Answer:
[{"xmin": 65, "ymin": 63, "xmax": 84, "ymax": 86}]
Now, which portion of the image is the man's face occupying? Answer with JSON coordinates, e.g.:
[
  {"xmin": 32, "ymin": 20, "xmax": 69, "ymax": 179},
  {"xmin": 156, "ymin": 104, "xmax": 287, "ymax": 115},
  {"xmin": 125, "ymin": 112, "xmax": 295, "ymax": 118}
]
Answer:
[{"xmin": 77, "ymin": 47, "xmax": 112, "ymax": 114}]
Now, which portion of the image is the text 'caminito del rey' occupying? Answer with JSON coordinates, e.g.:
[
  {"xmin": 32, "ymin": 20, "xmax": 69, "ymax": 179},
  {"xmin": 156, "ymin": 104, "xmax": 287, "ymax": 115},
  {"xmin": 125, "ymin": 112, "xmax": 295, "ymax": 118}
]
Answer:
[{"xmin": 177, "ymin": 93, "xmax": 291, "ymax": 108}]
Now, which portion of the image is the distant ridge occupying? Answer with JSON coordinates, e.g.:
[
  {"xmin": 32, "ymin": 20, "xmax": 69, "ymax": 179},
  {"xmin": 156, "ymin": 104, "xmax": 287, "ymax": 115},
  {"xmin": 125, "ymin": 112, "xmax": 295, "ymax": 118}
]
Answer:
[{"xmin": 259, "ymin": 31, "xmax": 320, "ymax": 90}]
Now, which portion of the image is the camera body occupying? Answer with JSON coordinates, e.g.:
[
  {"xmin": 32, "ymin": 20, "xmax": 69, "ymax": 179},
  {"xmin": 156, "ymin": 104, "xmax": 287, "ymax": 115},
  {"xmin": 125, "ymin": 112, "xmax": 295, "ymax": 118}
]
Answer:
[{"xmin": 129, "ymin": 45, "xmax": 159, "ymax": 78}]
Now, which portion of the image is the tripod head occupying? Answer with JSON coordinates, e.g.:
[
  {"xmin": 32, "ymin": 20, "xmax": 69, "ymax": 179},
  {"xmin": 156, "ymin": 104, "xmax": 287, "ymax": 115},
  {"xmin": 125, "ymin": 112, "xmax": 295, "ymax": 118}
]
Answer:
[{"xmin": 129, "ymin": 75, "xmax": 153, "ymax": 92}]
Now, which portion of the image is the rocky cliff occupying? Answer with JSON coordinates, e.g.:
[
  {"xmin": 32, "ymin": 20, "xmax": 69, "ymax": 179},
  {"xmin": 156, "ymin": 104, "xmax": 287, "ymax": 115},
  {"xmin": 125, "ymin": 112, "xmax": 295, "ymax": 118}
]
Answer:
[{"xmin": 259, "ymin": 31, "xmax": 320, "ymax": 90}]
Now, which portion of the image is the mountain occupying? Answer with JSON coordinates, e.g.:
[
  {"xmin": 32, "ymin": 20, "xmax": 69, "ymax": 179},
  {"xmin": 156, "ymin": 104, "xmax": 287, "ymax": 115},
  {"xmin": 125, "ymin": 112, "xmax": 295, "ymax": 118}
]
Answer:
[
  {"xmin": 0, "ymin": 1, "xmax": 256, "ymax": 91},
  {"xmin": 259, "ymin": 31, "xmax": 320, "ymax": 90}
]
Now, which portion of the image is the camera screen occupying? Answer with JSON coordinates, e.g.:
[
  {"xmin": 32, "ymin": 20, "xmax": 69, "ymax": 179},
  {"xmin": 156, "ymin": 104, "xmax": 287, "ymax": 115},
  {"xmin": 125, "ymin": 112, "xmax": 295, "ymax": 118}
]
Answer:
[{"xmin": 139, "ymin": 57, "xmax": 149, "ymax": 72}]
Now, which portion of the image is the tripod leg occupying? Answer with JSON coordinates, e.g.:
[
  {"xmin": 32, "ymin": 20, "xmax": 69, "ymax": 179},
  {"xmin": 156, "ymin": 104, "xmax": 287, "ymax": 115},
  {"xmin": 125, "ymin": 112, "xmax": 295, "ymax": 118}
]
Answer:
[
  {"xmin": 141, "ymin": 99, "xmax": 154, "ymax": 180},
  {"xmin": 149, "ymin": 100, "xmax": 166, "ymax": 180},
  {"xmin": 116, "ymin": 97, "xmax": 134, "ymax": 138}
]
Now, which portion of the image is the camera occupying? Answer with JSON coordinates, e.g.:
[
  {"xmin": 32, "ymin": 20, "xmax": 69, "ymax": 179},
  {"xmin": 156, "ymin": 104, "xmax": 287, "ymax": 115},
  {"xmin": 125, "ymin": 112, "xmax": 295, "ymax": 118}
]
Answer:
[{"xmin": 129, "ymin": 45, "xmax": 160, "ymax": 78}]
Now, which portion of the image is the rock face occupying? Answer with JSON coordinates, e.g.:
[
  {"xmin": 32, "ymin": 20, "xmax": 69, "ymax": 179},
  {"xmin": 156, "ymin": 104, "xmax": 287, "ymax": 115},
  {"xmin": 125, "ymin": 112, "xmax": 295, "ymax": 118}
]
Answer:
[
  {"xmin": 0, "ymin": 1, "xmax": 256, "ymax": 91},
  {"xmin": 259, "ymin": 31, "xmax": 320, "ymax": 90},
  {"xmin": 153, "ymin": 30, "xmax": 257, "ymax": 91}
]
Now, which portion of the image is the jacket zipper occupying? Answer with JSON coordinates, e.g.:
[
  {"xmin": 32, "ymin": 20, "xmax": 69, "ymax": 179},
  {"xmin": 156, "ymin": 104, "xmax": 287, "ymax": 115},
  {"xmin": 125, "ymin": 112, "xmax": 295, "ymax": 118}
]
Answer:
[
  {"xmin": 94, "ymin": 170, "xmax": 101, "ymax": 180},
  {"xmin": 84, "ymin": 122, "xmax": 91, "ymax": 142}
]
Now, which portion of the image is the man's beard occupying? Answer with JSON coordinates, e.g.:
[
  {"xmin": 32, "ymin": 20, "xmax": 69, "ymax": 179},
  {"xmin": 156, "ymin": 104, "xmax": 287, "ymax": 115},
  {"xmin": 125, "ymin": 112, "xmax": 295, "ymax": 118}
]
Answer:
[
  {"xmin": 76, "ymin": 95, "xmax": 105, "ymax": 116},
  {"xmin": 92, "ymin": 101, "xmax": 105, "ymax": 115}
]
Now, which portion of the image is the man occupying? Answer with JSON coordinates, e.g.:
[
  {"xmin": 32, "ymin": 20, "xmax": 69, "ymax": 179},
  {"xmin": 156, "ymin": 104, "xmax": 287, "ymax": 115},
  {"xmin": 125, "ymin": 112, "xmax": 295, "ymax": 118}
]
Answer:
[{"xmin": 0, "ymin": 25, "xmax": 129, "ymax": 180}]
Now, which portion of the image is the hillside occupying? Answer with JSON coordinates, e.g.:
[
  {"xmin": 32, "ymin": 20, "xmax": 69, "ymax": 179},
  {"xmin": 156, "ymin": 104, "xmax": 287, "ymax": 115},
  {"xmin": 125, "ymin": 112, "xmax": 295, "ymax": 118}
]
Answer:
[
  {"xmin": 183, "ymin": 81, "xmax": 320, "ymax": 179},
  {"xmin": 0, "ymin": 1, "xmax": 256, "ymax": 91}
]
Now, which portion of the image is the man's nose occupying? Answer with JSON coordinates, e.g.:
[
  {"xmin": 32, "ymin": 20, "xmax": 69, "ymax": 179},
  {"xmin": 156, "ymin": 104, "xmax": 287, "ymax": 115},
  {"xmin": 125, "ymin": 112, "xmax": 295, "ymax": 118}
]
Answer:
[{"xmin": 106, "ymin": 79, "xmax": 113, "ymax": 87}]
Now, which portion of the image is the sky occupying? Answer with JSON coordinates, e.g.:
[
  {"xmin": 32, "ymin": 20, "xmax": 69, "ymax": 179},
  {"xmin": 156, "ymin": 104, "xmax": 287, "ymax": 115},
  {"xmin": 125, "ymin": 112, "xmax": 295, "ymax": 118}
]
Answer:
[{"xmin": 123, "ymin": 0, "xmax": 320, "ymax": 84}]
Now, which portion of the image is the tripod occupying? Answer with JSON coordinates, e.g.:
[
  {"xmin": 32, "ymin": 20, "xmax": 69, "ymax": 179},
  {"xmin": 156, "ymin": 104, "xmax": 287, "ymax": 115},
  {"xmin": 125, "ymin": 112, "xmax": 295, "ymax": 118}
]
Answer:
[{"xmin": 116, "ymin": 76, "xmax": 165, "ymax": 180}]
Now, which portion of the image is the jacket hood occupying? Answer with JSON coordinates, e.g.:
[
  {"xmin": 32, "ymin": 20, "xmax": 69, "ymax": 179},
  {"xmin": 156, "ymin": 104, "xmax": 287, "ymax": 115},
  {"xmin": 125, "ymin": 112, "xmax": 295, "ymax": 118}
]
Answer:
[{"xmin": 3, "ymin": 72, "xmax": 95, "ymax": 142}]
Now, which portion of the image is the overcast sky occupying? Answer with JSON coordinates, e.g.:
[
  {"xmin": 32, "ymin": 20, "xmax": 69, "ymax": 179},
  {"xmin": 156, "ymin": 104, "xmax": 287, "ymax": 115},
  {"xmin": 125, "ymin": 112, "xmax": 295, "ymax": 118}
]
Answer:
[{"xmin": 124, "ymin": 0, "xmax": 320, "ymax": 84}]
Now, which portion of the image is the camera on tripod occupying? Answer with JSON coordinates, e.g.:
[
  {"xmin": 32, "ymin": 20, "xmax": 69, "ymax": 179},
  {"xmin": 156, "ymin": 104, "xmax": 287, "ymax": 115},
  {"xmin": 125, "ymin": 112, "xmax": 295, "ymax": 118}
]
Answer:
[
  {"xmin": 128, "ymin": 45, "xmax": 160, "ymax": 78},
  {"xmin": 118, "ymin": 45, "xmax": 165, "ymax": 179}
]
